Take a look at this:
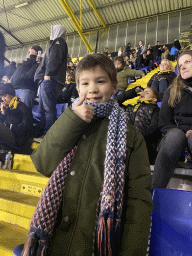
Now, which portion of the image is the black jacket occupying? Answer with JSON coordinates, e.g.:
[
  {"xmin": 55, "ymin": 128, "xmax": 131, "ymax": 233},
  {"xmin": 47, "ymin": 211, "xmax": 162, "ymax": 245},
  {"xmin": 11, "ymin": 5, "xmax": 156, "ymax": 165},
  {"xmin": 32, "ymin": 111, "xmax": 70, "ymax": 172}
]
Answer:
[
  {"xmin": 147, "ymin": 71, "xmax": 176, "ymax": 88},
  {"xmin": 10, "ymin": 55, "xmax": 39, "ymax": 91},
  {"xmin": 0, "ymin": 101, "xmax": 33, "ymax": 147},
  {"xmin": 159, "ymin": 86, "xmax": 192, "ymax": 135},
  {"xmin": 57, "ymin": 82, "xmax": 78, "ymax": 104},
  {"xmin": 34, "ymin": 37, "xmax": 68, "ymax": 85}
]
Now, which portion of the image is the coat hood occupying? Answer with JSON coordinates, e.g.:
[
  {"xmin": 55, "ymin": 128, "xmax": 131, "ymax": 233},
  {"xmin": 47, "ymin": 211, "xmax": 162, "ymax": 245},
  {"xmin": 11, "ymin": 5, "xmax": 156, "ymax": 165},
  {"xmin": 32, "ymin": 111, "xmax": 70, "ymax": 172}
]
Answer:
[{"xmin": 50, "ymin": 25, "xmax": 66, "ymax": 40}]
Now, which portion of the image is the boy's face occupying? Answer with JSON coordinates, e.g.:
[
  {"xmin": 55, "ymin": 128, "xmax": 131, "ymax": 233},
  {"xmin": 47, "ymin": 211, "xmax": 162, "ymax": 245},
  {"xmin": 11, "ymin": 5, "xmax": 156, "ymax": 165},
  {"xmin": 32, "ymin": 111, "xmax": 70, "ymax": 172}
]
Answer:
[
  {"xmin": 77, "ymin": 65, "xmax": 117, "ymax": 103},
  {"xmin": 139, "ymin": 88, "xmax": 157, "ymax": 102},
  {"xmin": 1, "ymin": 94, "xmax": 14, "ymax": 106},
  {"xmin": 114, "ymin": 61, "xmax": 122, "ymax": 69}
]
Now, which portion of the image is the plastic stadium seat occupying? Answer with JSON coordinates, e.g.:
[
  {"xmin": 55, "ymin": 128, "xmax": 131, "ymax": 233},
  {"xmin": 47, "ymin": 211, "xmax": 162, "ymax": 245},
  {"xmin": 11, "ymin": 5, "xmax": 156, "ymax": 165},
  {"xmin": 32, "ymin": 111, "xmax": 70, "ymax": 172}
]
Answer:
[
  {"xmin": 157, "ymin": 101, "xmax": 162, "ymax": 108},
  {"xmin": 13, "ymin": 244, "xmax": 24, "ymax": 256},
  {"xmin": 149, "ymin": 188, "xmax": 192, "ymax": 256}
]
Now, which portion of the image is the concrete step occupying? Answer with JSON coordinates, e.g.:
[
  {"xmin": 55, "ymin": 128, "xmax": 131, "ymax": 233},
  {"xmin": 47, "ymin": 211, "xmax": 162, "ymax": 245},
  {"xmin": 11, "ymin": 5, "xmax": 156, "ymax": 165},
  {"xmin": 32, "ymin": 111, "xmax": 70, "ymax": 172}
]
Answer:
[
  {"xmin": 0, "ymin": 169, "xmax": 49, "ymax": 197},
  {"xmin": 0, "ymin": 221, "xmax": 28, "ymax": 256},
  {"xmin": 0, "ymin": 189, "xmax": 39, "ymax": 229}
]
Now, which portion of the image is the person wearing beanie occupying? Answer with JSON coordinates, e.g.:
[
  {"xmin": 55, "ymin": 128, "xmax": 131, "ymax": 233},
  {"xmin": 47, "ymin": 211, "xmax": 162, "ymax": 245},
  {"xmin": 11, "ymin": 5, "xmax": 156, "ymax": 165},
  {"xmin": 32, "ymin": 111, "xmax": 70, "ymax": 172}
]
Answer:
[
  {"xmin": 0, "ymin": 83, "xmax": 33, "ymax": 148},
  {"xmin": 10, "ymin": 45, "xmax": 43, "ymax": 110},
  {"xmin": 34, "ymin": 25, "xmax": 68, "ymax": 135}
]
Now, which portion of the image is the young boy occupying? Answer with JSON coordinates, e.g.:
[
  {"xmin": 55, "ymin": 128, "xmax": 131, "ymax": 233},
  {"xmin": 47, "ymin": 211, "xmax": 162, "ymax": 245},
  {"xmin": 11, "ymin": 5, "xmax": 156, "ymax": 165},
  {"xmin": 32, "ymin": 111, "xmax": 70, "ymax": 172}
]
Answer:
[
  {"xmin": 115, "ymin": 87, "xmax": 161, "ymax": 164},
  {"xmin": 22, "ymin": 54, "xmax": 153, "ymax": 256}
]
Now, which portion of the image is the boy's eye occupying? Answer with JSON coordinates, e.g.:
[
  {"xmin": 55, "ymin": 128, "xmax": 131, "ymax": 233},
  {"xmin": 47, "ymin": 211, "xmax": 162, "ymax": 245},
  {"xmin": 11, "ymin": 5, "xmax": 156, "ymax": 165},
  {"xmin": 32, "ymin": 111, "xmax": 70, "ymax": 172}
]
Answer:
[{"xmin": 98, "ymin": 80, "xmax": 105, "ymax": 84}]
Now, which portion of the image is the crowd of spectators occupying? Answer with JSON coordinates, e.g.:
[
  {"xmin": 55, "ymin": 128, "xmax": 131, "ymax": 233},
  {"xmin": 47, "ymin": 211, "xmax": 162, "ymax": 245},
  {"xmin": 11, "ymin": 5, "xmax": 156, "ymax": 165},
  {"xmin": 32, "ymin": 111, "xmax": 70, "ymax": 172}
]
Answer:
[{"xmin": 0, "ymin": 26, "xmax": 189, "ymax": 178}]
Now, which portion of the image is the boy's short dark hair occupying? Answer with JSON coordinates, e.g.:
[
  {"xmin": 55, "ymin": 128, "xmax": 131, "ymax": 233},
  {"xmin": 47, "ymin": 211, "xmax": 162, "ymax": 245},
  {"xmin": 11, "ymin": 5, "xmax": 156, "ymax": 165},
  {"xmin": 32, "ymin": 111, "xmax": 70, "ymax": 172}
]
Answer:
[
  {"xmin": 114, "ymin": 56, "xmax": 124, "ymax": 65},
  {"xmin": 75, "ymin": 53, "xmax": 117, "ymax": 87}
]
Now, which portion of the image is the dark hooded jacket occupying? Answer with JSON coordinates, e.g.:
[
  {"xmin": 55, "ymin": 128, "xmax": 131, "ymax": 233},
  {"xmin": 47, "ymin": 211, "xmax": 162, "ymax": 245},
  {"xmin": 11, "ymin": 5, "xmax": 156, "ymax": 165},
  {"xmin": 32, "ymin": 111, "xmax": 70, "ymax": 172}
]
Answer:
[
  {"xmin": 10, "ymin": 55, "xmax": 39, "ymax": 91},
  {"xmin": 34, "ymin": 25, "xmax": 68, "ymax": 85}
]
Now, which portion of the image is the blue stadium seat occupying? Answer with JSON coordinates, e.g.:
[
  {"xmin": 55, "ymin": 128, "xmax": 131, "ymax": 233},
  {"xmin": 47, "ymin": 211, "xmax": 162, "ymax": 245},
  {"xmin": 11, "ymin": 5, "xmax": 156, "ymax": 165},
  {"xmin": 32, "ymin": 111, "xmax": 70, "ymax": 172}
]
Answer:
[
  {"xmin": 13, "ymin": 244, "xmax": 24, "ymax": 256},
  {"xmin": 157, "ymin": 101, "xmax": 162, "ymax": 108},
  {"xmin": 149, "ymin": 188, "xmax": 192, "ymax": 256}
]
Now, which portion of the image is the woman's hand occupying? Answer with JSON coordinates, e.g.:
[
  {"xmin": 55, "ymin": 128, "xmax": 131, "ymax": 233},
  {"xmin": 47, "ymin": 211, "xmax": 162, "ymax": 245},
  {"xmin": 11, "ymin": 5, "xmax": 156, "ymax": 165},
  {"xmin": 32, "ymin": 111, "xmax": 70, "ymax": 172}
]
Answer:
[{"xmin": 73, "ymin": 97, "xmax": 94, "ymax": 123}]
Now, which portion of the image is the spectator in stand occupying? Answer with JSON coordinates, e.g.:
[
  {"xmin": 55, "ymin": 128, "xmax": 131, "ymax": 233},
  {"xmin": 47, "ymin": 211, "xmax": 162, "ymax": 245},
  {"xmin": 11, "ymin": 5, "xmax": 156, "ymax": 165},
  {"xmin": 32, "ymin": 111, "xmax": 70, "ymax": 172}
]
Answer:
[
  {"xmin": 114, "ymin": 86, "xmax": 161, "ymax": 164},
  {"xmin": 161, "ymin": 45, "xmax": 169, "ymax": 59},
  {"xmin": 68, "ymin": 61, "xmax": 75, "ymax": 71},
  {"xmin": 124, "ymin": 42, "xmax": 132, "ymax": 57},
  {"xmin": 3, "ymin": 61, "xmax": 17, "ymax": 83},
  {"xmin": 34, "ymin": 25, "xmax": 68, "ymax": 135},
  {"xmin": 103, "ymin": 47, "xmax": 109, "ymax": 56},
  {"xmin": 118, "ymin": 46, "xmax": 124, "ymax": 56},
  {"xmin": 144, "ymin": 49, "xmax": 154, "ymax": 70},
  {"xmin": 147, "ymin": 43, "xmax": 153, "ymax": 53},
  {"xmin": 74, "ymin": 57, "xmax": 79, "ymax": 65},
  {"xmin": 152, "ymin": 50, "xmax": 192, "ymax": 190},
  {"xmin": 0, "ymin": 83, "xmax": 33, "ymax": 148},
  {"xmin": 174, "ymin": 39, "xmax": 181, "ymax": 51},
  {"xmin": 136, "ymin": 40, "xmax": 147, "ymax": 68},
  {"xmin": 154, "ymin": 41, "xmax": 162, "ymax": 61},
  {"xmin": 129, "ymin": 53, "xmax": 137, "ymax": 68},
  {"xmin": 57, "ymin": 70, "xmax": 78, "ymax": 105},
  {"xmin": 0, "ymin": 31, "xmax": 5, "ymax": 82},
  {"xmin": 147, "ymin": 59, "xmax": 176, "ymax": 100},
  {"xmin": 10, "ymin": 45, "xmax": 43, "ymax": 110},
  {"xmin": 114, "ymin": 56, "xmax": 145, "ymax": 95},
  {"xmin": 169, "ymin": 44, "xmax": 179, "ymax": 61}
]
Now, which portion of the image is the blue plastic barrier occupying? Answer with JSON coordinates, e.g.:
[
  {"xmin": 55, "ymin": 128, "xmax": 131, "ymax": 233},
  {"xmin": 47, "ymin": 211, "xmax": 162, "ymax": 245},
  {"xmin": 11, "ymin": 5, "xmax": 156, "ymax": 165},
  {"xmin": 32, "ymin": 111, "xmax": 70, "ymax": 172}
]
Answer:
[{"xmin": 149, "ymin": 188, "xmax": 192, "ymax": 256}]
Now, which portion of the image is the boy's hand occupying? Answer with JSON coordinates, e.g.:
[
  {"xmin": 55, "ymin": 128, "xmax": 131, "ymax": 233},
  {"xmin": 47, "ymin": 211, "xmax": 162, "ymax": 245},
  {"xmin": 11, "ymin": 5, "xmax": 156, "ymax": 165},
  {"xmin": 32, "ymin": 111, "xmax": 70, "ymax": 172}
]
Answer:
[{"xmin": 73, "ymin": 97, "xmax": 94, "ymax": 123}]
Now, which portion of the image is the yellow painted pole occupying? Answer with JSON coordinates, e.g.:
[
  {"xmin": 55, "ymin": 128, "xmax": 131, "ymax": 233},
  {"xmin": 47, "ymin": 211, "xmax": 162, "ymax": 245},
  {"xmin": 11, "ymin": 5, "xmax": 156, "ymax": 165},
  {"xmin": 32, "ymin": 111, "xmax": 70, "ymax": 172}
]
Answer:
[
  {"xmin": 59, "ymin": 0, "xmax": 93, "ymax": 53},
  {"xmin": 88, "ymin": 0, "xmax": 107, "ymax": 29},
  {"xmin": 80, "ymin": 0, "xmax": 83, "ymax": 31}
]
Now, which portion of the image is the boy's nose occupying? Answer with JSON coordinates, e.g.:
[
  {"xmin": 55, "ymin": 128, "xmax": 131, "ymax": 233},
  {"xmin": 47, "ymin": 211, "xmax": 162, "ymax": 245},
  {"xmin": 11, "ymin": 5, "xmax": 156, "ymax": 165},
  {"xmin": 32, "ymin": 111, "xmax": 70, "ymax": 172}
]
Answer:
[{"xmin": 89, "ymin": 83, "xmax": 99, "ymax": 93}]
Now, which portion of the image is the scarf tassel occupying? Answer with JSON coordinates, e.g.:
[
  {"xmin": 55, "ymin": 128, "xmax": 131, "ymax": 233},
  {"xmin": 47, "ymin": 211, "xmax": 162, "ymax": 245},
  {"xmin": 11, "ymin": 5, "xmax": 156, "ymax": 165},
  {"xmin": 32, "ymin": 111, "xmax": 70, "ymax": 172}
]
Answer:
[
  {"xmin": 23, "ymin": 228, "xmax": 49, "ymax": 256},
  {"xmin": 97, "ymin": 212, "xmax": 115, "ymax": 256}
]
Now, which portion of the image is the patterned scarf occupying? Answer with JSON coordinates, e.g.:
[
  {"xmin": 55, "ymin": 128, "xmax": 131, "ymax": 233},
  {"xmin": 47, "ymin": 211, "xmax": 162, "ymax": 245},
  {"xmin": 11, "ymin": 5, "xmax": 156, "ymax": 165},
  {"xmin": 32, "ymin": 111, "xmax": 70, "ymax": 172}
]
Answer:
[
  {"xmin": 23, "ymin": 99, "xmax": 127, "ymax": 256},
  {"xmin": 157, "ymin": 69, "xmax": 172, "ymax": 75}
]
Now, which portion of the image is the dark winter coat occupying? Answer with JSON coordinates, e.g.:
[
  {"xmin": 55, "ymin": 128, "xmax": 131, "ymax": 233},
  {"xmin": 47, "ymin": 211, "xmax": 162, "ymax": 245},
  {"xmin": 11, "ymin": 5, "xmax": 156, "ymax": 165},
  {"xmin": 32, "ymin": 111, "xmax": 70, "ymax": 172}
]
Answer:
[
  {"xmin": 159, "ymin": 86, "xmax": 192, "ymax": 135},
  {"xmin": 0, "ymin": 101, "xmax": 33, "ymax": 146},
  {"xmin": 125, "ymin": 101, "xmax": 160, "ymax": 137},
  {"xmin": 147, "ymin": 70, "xmax": 176, "ymax": 88},
  {"xmin": 30, "ymin": 107, "xmax": 153, "ymax": 256},
  {"xmin": 10, "ymin": 55, "xmax": 39, "ymax": 92},
  {"xmin": 34, "ymin": 37, "xmax": 68, "ymax": 85}
]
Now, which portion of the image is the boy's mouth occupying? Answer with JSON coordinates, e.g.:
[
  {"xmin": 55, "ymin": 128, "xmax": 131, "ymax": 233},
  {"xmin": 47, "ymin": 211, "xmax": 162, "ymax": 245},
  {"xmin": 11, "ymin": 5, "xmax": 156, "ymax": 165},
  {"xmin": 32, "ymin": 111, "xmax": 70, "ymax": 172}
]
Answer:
[{"xmin": 87, "ymin": 97, "xmax": 102, "ymax": 103}]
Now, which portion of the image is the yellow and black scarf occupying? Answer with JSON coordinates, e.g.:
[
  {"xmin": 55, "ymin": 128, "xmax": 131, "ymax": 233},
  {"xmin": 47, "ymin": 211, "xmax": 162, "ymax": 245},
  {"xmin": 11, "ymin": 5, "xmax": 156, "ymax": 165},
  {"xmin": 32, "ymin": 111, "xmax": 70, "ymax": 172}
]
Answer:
[
  {"xmin": 8, "ymin": 96, "xmax": 21, "ymax": 110},
  {"xmin": 133, "ymin": 98, "xmax": 156, "ymax": 112}
]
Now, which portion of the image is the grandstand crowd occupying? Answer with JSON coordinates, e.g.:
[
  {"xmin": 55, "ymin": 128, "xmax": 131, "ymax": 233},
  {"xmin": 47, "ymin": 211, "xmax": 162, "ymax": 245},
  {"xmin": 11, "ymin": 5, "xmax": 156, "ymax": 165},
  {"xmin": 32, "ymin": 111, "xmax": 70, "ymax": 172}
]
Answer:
[{"xmin": 1, "ymin": 23, "xmax": 192, "ymax": 255}]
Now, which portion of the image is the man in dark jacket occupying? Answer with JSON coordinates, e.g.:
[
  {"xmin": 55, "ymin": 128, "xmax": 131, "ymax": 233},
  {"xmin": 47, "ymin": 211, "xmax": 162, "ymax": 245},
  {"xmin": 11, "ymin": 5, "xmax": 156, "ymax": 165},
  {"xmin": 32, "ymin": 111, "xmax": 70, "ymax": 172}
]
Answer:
[
  {"xmin": 0, "ymin": 83, "xmax": 33, "ymax": 148},
  {"xmin": 34, "ymin": 25, "xmax": 68, "ymax": 134},
  {"xmin": 10, "ymin": 45, "xmax": 43, "ymax": 109}
]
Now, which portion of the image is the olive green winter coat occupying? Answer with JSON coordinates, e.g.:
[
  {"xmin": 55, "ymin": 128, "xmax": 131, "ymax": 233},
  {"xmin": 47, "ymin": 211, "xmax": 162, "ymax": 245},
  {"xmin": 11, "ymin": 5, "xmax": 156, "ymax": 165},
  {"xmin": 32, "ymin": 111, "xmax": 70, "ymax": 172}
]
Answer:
[
  {"xmin": 30, "ymin": 107, "xmax": 153, "ymax": 256},
  {"xmin": 117, "ymin": 65, "xmax": 144, "ymax": 91}
]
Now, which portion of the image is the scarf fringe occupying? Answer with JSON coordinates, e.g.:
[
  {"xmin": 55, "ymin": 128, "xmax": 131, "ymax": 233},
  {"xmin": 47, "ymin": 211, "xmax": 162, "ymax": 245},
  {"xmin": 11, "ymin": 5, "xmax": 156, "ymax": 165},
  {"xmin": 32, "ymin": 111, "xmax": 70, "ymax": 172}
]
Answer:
[
  {"xmin": 23, "ymin": 228, "xmax": 49, "ymax": 256},
  {"xmin": 97, "ymin": 211, "xmax": 116, "ymax": 256}
]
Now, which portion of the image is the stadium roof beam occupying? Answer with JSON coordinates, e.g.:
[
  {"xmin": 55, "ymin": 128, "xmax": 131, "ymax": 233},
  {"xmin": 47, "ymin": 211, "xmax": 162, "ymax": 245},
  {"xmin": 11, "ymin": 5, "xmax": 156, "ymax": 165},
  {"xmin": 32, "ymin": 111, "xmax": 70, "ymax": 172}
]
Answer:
[
  {"xmin": 0, "ymin": 25, "xmax": 23, "ymax": 45},
  {"xmin": 59, "ymin": 0, "xmax": 93, "ymax": 53}
]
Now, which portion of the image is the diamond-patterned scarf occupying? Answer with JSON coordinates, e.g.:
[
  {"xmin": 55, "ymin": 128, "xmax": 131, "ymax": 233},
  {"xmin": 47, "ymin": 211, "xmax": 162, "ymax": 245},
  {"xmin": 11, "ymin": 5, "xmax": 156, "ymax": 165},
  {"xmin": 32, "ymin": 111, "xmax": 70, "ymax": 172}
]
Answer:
[{"xmin": 23, "ymin": 99, "xmax": 127, "ymax": 256}]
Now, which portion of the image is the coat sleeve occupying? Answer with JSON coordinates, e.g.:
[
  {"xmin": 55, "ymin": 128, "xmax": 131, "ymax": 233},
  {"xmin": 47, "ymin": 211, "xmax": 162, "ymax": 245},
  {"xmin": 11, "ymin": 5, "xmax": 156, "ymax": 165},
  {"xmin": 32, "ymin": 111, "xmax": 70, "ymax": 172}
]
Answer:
[
  {"xmin": 125, "ymin": 67, "xmax": 144, "ymax": 78},
  {"xmin": 119, "ymin": 127, "xmax": 153, "ymax": 256},
  {"xmin": 158, "ymin": 88, "xmax": 177, "ymax": 134},
  {"xmin": 45, "ymin": 38, "xmax": 67, "ymax": 77},
  {"xmin": 114, "ymin": 87, "xmax": 138, "ymax": 105},
  {"xmin": 30, "ymin": 107, "xmax": 89, "ymax": 177}
]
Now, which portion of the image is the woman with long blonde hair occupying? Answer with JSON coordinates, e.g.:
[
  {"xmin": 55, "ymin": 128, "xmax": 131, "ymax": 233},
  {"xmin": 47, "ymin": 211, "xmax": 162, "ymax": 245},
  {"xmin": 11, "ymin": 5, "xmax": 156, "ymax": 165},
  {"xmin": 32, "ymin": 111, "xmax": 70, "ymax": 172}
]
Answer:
[
  {"xmin": 147, "ymin": 59, "xmax": 176, "ymax": 100},
  {"xmin": 152, "ymin": 50, "xmax": 192, "ymax": 190}
]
